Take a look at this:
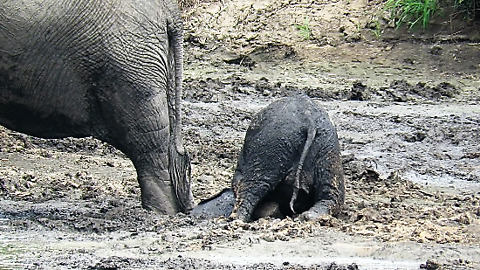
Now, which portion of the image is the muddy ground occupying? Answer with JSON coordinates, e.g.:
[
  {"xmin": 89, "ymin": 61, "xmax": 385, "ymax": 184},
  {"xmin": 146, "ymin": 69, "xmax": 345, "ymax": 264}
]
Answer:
[{"xmin": 1, "ymin": 0, "xmax": 480, "ymax": 269}]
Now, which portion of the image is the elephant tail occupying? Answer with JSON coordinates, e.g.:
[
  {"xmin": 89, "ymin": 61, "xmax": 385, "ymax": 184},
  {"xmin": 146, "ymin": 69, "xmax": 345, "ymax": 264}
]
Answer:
[
  {"xmin": 166, "ymin": 6, "xmax": 184, "ymax": 154},
  {"xmin": 289, "ymin": 110, "xmax": 316, "ymax": 213},
  {"xmin": 166, "ymin": 3, "xmax": 194, "ymax": 212}
]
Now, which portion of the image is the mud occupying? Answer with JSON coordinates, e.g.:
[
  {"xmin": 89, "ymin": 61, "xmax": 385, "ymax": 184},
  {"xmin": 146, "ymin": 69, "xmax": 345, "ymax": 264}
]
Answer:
[{"xmin": 1, "ymin": 0, "xmax": 480, "ymax": 269}]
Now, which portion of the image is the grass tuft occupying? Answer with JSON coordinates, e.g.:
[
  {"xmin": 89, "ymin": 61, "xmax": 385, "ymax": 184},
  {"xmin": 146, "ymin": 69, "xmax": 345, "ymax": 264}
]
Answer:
[
  {"xmin": 295, "ymin": 17, "xmax": 312, "ymax": 40},
  {"xmin": 385, "ymin": 0, "xmax": 438, "ymax": 29}
]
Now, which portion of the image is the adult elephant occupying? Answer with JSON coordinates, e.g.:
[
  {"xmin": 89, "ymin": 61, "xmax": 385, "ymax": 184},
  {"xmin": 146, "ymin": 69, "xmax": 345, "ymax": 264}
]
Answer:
[{"xmin": 0, "ymin": 0, "xmax": 194, "ymax": 214}]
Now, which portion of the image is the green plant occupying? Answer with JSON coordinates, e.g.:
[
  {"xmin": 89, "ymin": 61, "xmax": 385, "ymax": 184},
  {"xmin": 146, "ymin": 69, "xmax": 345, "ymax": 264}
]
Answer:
[
  {"xmin": 370, "ymin": 19, "xmax": 383, "ymax": 38},
  {"xmin": 295, "ymin": 17, "xmax": 312, "ymax": 40},
  {"xmin": 385, "ymin": 0, "xmax": 439, "ymax": 28}
]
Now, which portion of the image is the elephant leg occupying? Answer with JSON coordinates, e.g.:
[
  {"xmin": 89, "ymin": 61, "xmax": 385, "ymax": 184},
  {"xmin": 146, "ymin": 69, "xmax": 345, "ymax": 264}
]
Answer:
[
  {"xmin": 96, "ymin": 89, "xmax": 191, "ymax": 215},
  {"xmin": 230, "ymin": 173, "xmax": 272, "ymax": 222},
  {"xmin": 300, "ymin": 146, "xmax": 344, "ymax": 221},
  {"xmin": 133, "ymin": 144, "xmax": 179, "ymax": 215},
  {"xmin": 129, "ymin": 122, "xmax": 192, "ymax": 214}
]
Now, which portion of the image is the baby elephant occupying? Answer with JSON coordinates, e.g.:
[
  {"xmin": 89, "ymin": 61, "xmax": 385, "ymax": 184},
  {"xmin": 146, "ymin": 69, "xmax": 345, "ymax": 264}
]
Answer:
[{"xmin": 230, "ymin": 95, "xmax": 345, "ymax": 222}]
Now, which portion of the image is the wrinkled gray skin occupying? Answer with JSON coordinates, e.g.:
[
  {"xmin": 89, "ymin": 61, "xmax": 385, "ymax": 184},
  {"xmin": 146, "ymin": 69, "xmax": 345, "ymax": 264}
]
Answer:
[
  {"xmin": 191, "ymin": 188, "xmax": 234, "ymax": 219},
  {"xmin": 0, "ymin": 0, "xmax": 194, "ymax": 214},
  {"xmin": 230, "ymin": 95, "xmax": 345, "ymax": 222},
  {"xmin": 191, "ymin": 188, "xmax": 281, "ymax": 220}
]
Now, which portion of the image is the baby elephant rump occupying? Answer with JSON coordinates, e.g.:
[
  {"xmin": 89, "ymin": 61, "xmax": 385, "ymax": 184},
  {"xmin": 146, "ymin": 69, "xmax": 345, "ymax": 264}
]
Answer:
[{"xmin": 230, "ymin": 95, "xmax": 344, "ymax": 222}]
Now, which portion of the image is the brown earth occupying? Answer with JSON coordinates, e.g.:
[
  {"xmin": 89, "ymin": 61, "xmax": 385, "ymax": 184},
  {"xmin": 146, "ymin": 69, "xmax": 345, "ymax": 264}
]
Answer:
[{"xmin": 1, "ymin": 0, "xmax": 480, "ymax": 269}]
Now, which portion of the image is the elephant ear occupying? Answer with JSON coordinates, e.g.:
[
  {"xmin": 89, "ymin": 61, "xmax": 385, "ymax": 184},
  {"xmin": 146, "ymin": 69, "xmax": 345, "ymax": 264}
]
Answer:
[{"xmin": 169, "ymin": 146, "xmax": 194, "ymax": 212}]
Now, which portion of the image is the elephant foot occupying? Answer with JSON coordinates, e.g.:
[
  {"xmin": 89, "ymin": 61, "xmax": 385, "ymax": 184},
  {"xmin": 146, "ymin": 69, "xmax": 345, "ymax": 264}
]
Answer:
[
  {"xmin": 139, "ymin": 173, "xmax": 180, "ymax": 215},
  {"xmin": 297, "ymin": 204, "xmax": 330, "ymax": 221}
]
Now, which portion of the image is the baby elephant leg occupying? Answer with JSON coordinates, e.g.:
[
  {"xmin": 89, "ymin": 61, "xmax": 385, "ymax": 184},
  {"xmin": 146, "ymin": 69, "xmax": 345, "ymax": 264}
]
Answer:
[
  {"xmin": 299, "ymin": 200, "xmax": 336, "ymax": 221},
  {"xmin": 300, "ymin": 149, "xmax": 345, "ymax": 221},
  {"xmin": 230, "ymin": 174, "xmax": 271, "ymax": 222}
]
